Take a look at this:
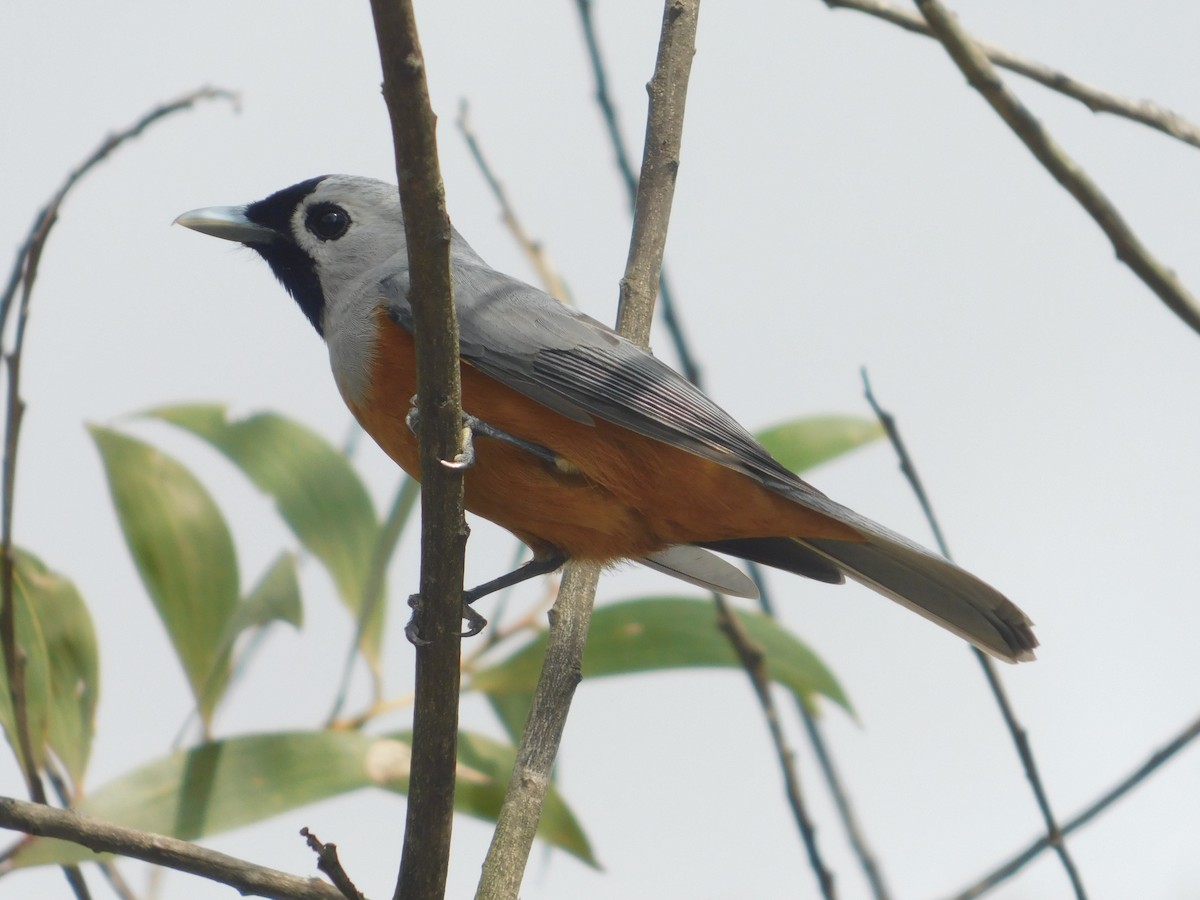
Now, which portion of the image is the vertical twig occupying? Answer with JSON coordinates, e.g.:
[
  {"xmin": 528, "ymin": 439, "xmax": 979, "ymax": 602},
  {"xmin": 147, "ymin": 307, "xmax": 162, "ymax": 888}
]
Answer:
[
  {"xmin": 574, "ymin": 0, "xmax": 702, "ymax": 381},
  {"xmin": 792, "ymin": 693, "xmax": 892, "ymax": 899},
  {"xmin": 475, "ymin": 4, "xmax": 701, "ymax": 898},
  {"xmin": 474, "ymin": 560, "xmax": 601, "ymax": 899},
  {"xmin": 713, "ymin": 597, "xmax": 837, "ymax": 899},
  {"xmin": 2, "ymin": 274, "xmax": 39, "ymax": 803},
  {"xmin": 369, "ymin": 4, "xmax": 467, "ymax": 900},
  {"xmin": 614, "ymin": 0, "xmax": 697, "ymax": 345},
  {"xmin": 861, "ymin": 369, "xmax": 1086, "ymax": 899}
]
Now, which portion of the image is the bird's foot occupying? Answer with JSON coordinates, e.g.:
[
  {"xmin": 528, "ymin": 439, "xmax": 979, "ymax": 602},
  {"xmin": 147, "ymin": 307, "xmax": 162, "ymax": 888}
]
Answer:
[
  {"xmin": 405, "ymin": 396, "xmax": 559, "ymax": 470},
  {"xmin": 404, "ymin": 591, "xmax": 489, "ymax": 646}
]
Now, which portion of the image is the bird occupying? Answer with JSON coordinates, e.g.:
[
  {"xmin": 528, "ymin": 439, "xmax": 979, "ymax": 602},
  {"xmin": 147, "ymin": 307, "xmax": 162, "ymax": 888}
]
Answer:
[{"xmin": 175, "ymin": 174, "xmax": 1036, "ymax": 662}]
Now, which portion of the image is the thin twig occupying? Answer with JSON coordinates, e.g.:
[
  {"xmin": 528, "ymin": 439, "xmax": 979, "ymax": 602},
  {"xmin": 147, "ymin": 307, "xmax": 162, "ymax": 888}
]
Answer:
[
  {"xmin": 369, "ymin": 4, "xmax": 467, "ymax": 900},
  {"xmin": 614, "ymin": 0, "xmax": 697, "ymax": 344},
  {"xmin": 861, "ymin": 369, "xmax": 1086, "ymax": 898},
  {"xmin": 455, "ymin": 102, "xmax": 572, "ymax": 303},
  {"xmin": 792, "ymin": 693, "xmax": 892, "ymax": 900},
  {"xmin": 301, "ymin": 829, "xmax": 367, "ymax": 900},
  {"xmin": 952, "ymin": 712, "xmax": 1200, "ymax": 899},
  {"xmin": 1, "ymin": 354, "xmax": 37, "ymax": 804},
  {"xmin": 574, "ymin": 0, "xmax": 640, "ymax": 214},
  {"xmin": 747, "ymin": 558, "xmax": 887, "ymax": 897},
  {"xmin": 573, "ymin": 0, "xmax": 701, "ymax": 382},
  {"xmin": 93, "ymin": 861, "xmax": 138, "ymax": 900},
  {"xmin": 0, "ymin": 796, "xmax": 344, "ymax": 899},
  {"xmin": 0, "ymin": 86, "xmax": 235, "ymax": 900},
  {"xmin": 713, "ymin": 596, "xmax": 836, "ymax": 899},
  {"xmin": 475, "ymin": 4, "xmax": 701, "ymax": 897},
  {"xmin": 911, "ymin": 0, "xmax": 1200, "ymax": 338},
  {"xmin": 823, "ymin": 0, "xmax": 1200, "ymax": 150},
  {"xmin": 0, "ymin": 87, "xmax": 239, "ymax": 338},
  {"xmin": 473, "ymin": 560, "xmax": 601, "ymax": 900}
]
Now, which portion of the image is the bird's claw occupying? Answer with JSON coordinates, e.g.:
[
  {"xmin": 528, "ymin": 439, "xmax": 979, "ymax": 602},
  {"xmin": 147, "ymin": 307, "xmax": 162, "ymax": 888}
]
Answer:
[
  {"xmin": 404, "ymin": 591, "xmax": 489, "ymax": 646},
  {"xmin": 406, "ymin": 397, "xmax": 479, "ymax": 471},
  {"xmin": 440, "ymin": 422, "xmax": 476, "ymax": 470},
  {"xmin": 404, "ymin": 592, "xmax": 432, "ymax": 646},
  {"xmin": 460, "ymin": 604, "xmax": 488, "ymax": 638},
  {"xmin": 406, "ymin": 398, "xmax": 558, "ymax": 470}
]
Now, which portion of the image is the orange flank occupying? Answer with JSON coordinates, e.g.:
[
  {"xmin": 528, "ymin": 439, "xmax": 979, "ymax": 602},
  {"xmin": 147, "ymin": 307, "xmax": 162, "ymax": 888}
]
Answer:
[{"xmin": 344, "ymin": 311, "xmax": 864, "ymax": 562}]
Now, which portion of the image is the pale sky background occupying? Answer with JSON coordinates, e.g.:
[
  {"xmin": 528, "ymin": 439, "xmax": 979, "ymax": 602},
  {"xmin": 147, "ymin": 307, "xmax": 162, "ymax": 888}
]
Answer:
[{"xmin": 4, "ymin": 1, "xmax": 1200, "ymax": 898}]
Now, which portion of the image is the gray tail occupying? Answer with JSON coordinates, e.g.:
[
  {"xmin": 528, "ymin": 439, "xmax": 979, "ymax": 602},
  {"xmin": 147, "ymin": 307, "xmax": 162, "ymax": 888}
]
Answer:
[
  {"xmin": 643, "ymin": 530, "xmax": 1035, "ymax": 662},
  {"xmin": 799, "ymin": 534, "xmax": 1037, "ymax": 663},
  {"xmin": 694, "ymin": 531, "xmax": 1035, "ymax": 663}
]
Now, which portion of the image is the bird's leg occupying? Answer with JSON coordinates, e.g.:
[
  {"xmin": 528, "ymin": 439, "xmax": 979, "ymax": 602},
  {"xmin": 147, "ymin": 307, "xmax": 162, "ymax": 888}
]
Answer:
[
  {"xmin": 404, "ymin": 553, "xmax": 568, "ymax": 646},
  {"xmin": 462, "ymin": 553, "xmax": 567, "ymax": 608},
  {"xmin": 405, "ymin": 395, "xmax": 559, "ymax": 470}
]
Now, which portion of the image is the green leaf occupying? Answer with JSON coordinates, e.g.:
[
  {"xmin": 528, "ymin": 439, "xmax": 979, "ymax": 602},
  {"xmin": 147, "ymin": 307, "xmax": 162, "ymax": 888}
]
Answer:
[
  {"xmin": 0, "ymin": 554, "xmax": 53, "ymax": 775},
  {"xmin": 89, "ymin": 425, "xmax": 238, "ymax": 725},
  {"xmin": 144, "ymin": 404, "xmax": 384, "ymax": 667},
  {"xmin": 19, "ymin": 551, "xmax": 99, "ymax": 786},
  {"xmin": 472, "ymin": 597, "xmax": 849, "ymax": 738},
  {"xmin": 224, "ymin": 552, "xmax": 304, "ymax": 645},
  {"xmin": 11, "ymin": 730, "xmax": 594, "ymax": 869},
  {"xmin": 755, "ymin": 415, "xmax": 884, "ymax": 474}
]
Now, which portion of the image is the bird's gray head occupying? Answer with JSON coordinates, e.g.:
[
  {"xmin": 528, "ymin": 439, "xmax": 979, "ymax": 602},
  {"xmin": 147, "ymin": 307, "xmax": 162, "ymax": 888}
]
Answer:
[{"xmin": 175, "ymin": 175, "xmax": 409, "ymax": 336}]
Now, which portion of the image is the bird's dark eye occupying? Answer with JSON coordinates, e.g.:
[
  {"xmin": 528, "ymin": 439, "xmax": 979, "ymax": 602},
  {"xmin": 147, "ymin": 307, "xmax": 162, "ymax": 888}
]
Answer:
[{"xmin": 305, "ymin": 203, "xmax": 351, "ymax": 241}]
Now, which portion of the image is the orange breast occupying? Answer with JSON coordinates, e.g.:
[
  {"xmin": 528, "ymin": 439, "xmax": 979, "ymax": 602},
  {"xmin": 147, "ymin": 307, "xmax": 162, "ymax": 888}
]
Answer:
[{"xmin": 342, "ymin": 312, "xmax": 861, "ymax": 561}]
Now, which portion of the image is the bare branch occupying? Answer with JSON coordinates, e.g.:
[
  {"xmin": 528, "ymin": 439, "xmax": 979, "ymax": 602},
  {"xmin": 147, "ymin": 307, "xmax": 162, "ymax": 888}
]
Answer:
[
  {"xmin": 824, "ymin": 0, "xmax": 1200, "ymax": 150},
  {"xmin": 0, "ymin": 796, "xmax": 343, "ymax": 900},
  {"xmin": 615, "ymin": 0, "xmax": 700, "ymax": 345},
  {"xmin": 952, "ymin": 713, "xmax": 1200, "ymax": 899},
  {"xmin": 911, "ymin": 0, "xmax": 1200, "ymax": 337},
  {"xmin": 301, "ymin": 829, "xmax": 366, "ymax": 900},
  {"xmin": 475, "ymin": 4, "xmax": 701, "ymax": 898},
  {"xmin": 368, "ymin": 4, "xmax": 466, "ymax": 900},
  {"xmin": 473, "ymin": 560, "xmax": 600, "ymax": 900},
  {"xmin": 861, "ymin": 369, "xmax": 1087, "ymax": 898}
]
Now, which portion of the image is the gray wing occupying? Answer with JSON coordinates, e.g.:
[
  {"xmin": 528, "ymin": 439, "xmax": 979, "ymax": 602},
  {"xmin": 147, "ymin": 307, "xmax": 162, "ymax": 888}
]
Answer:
[{"xmin": 390, "ymin": 261, "xmax": 812, "ymax": 487}]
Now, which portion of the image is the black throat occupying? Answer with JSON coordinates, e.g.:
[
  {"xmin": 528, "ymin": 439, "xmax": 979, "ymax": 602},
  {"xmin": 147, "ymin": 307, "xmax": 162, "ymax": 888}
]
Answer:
[{"xmin": 243, "ymin": 176, "xmax": 329, "ymax": 336}]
